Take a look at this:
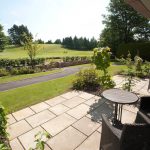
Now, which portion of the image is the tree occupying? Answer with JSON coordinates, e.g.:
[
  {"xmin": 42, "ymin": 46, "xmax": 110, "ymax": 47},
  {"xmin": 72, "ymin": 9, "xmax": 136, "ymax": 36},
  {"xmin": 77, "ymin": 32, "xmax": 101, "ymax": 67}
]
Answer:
[
  {"xmin": 36, "ymin": 39, "xmax": 44, "ymax": 44},
  {"xmin": 93, "ymin": 47, "xmax": 115, "ymax": 89},
  {"xmin": 0, "ymin": 24, "xmax": 6, "ymax": 51},
  {"xmin": 99, "ymin": 0, "xmax": 150, "ymax": 54},
  {"xmin": 62, "ymin": 36, "xmax": 97, "ymax": 50},
  {"xmin": 54, "ymin": 39, "xmax": 61, "ymax": 44},
  {"xmin": 45, "ymin": 40, "xmax": 52, "ymax": 44},
  {"xmin": 8, "ymin": 24, "xmax": 32, "ymax": 46},
  {"xmin": 23, "ymin": 34, "xmax": 39, "ymax": 68}
]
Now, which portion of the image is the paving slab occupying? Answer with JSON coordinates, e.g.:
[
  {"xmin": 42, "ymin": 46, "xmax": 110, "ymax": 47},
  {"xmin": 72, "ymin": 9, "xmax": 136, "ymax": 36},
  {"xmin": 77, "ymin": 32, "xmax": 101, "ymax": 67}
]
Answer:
[
  {"xmin": 121, "ymin": 109, "xmax": 136, "ymax": 124},
  {"xmin": 86, "ymin": 102, "xmax": 113, "ymax": 123},
  {"xmin": 75, "ymin": 131, "xmax": 101, "ymax": 150},
  {"xmin": 42, "ymin": 113, "xmax": 76, "ymax": 136},
  {"xmin": 123, "ymin": 105, "xmax": 138, "ymax": 113},
  {"xmin": 61, "ymin": 91, "xmax": 81, "ymax": 99},
  {"xmin": 84, "ymin": 97, "xmax": 105, "ymax": 109},
  {"xmin": 97, "ymin": 125, "xmax": 102, "ymax": 133},
  {"xmin": 19, "ymin": 126, "xmax": 47, "ymax": 150},
  {"xmin": 47, "ymin": 126, "xmax": 87, "ymax": 150},
  {"xmin": 67, "ymin": 104, "xmax": 90, "ymax": 119},
  {"xmin": 7, "ymin": 120, "xmax": 32, "ymax": 140},
  {"xmin": 79, "ymin": 92, "xmax": 95, "ymax": 100},
  {"xmin": 112, "ymin": 75, "xmax": 125, "ymax": 85},
  {"xmin": 26, "ymin": 110, "xmax": 56, "ymax": 128},
  {"xmin": 49, "ymin": 104, "xmax": 69, "ymax": 115},
  {"xmin": 63, "ymin": 96, "xmax": 86, "ymax": 108},
  {"xmin": 72, "ymin": 117, "xmax": 100, "ymax": 136},
  {"xmin": 12, "ymin": 107, "xmax": 35, "ymax": 121},
  {"xmin": 94, "ymin": 95, "xmax": 101, "ymax": 100},
  {"xmin": 30, "ymin": 102, "xmax": 50, "ymax": 113},
  {"xmin": 45, "ymin": 96, "xmax": 67, "ymax": 106},
  {"xmin": 10, "ymin": 138, "xmax": 24, "ymax": 150},
  {"xmin": 7, "ymin": 114, "xmax": 16, "ymax": 125}
]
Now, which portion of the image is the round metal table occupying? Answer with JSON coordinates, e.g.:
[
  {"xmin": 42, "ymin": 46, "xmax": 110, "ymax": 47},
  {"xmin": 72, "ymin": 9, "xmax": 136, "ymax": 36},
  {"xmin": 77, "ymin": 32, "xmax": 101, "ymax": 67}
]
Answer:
[{"xmin": 102, "ymin": 89, "xmax": 139, "ymax": 125}]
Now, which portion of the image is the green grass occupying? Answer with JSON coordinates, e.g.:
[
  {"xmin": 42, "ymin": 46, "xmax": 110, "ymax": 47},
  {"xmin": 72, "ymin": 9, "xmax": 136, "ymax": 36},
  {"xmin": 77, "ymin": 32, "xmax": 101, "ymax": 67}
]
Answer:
[
  {"xmin": 0, "ymin": 65, "xmax": 126, "ymax": 113},
  {"xmin": 0, "ymin": 44, "xmax": 93, "ymax": 59},
  {"xmin": 0, "ymin": 69, "xmax": 62, "ymax": 84},
  {"xmin": 0, "ymin": 75, "xmax": 75, "ymax": 113}
]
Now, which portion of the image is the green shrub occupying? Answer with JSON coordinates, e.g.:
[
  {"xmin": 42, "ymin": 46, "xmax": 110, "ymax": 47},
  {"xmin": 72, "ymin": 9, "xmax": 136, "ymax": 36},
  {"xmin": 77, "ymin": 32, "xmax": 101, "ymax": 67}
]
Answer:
[
  {"xmin": 73, "ymin": 68, "xmax": 100, "ymax": 91},
  {"xmin": 92, "ymin": 47, "xmax": 115, "ymax": 90},
  {"xmin": 0, "ymin": 106, "xmax": 10, "ymax": 149},
  {"xmin": 117, "ymin": 42, "xmax": 150, "ymax": 61},
  {"xmin": 134, "ymin": 55, "xmax": 144, "ymax": 77},
  {"xmin": 99, "ymin": 75, "xmax": 115, "ymax": 90},
  {"xmin": 10, "ymin": 67, "xmax": 35, "ymax": 75},
  {"xmin": 0, "ymin": 68, "xmax": 9, "ymax": 77},
  {"xmin": 18, "ymin": 67, "xmax": 35, "ymax": 74},
  {"xmin": 143, "ymin": 61, "xmax": 150, "ymax": 77},
  {"xmin": 10, "ymin": 68, "xmax": 19, "ymax": 75}
]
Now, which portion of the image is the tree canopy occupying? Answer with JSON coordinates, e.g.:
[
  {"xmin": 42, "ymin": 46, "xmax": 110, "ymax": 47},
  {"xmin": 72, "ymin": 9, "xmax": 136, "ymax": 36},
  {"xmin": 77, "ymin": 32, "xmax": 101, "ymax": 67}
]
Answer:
[
  {"xmin": 62, "ymin": 36, "xmax": 97, "ymax": 50},
  {"xmin": 0, "ymin": 24, "xmax": 6, "ymax": 51},
  {"xmin": 8, "ymin": 24, "xmax": 32, "ymax": 46},
  {"xmin": 99, "ymin": 0, "xmax": 150, "ymax": 54}
]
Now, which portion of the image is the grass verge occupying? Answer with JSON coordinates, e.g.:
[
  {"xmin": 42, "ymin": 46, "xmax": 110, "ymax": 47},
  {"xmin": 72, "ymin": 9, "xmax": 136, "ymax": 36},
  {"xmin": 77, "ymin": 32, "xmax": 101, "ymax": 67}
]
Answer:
[
  {"xmin": 0, "ymin": 69, "xmax": 62, "ymax": 84},
  {"xmin": 0, "ymin": 74, "xmax": 75, "ymax": 113}
]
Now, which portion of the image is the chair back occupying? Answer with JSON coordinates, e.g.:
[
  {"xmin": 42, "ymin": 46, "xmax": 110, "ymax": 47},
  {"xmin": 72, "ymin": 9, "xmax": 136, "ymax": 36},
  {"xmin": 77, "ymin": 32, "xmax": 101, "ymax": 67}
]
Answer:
[{"xmin": 120, "ymin": 124, "xmax": 150, "ymax": 150}]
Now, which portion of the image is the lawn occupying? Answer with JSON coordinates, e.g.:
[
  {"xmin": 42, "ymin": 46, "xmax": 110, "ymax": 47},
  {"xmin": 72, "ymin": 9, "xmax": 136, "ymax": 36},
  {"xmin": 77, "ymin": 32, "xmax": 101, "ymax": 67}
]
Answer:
[
  {"xmin": 0, "ymin": 44, "xmax": 93, "ymax": 59},
  {"xmin": 0, "ymin": 65, "xmax": 126, "ymax": 113},
  {"xmin": 0, "ymin": 68, "xmax": 62, "ymax": 84}
]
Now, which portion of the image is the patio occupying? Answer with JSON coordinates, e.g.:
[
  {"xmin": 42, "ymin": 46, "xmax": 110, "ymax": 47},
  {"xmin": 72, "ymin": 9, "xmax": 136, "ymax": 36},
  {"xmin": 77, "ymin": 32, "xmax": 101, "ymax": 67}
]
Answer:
[{"xmin": 7, "ymin": 75, "xmax": 149, "ymax": 150}]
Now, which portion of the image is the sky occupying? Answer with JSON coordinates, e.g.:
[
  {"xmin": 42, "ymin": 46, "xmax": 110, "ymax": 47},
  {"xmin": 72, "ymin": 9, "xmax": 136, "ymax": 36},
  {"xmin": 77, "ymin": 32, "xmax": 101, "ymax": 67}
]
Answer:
[{"xmin": 0, "ymin": 0, "xmax": 109, "ymax": 42}]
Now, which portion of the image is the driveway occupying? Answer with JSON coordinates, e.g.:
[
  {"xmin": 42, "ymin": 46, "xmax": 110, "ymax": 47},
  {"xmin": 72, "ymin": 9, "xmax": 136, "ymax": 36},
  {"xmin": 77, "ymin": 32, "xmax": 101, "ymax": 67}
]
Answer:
[{"xmin": 0, "ymin": 66, "xmax": 88, "ymax": 91}]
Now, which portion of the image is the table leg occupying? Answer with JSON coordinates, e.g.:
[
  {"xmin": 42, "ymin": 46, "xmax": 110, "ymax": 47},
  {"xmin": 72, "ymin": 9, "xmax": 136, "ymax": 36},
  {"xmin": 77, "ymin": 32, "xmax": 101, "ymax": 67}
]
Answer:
[
  {"xmin": 118, "ymin": 104, "xmax": 123, "ymax": 122},
  {"xmin": 112, "ymin": 103, "xmax": 118, "ymax": 125},
  {"xmin": 113, "ymin": 103, "xmax": 123, "ymax": 126}
]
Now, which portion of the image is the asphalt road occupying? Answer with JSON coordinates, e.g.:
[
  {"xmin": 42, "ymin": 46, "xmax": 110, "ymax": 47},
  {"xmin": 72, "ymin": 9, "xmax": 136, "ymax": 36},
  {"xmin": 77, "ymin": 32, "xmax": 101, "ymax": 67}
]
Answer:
[{"xmin": 0, "ymin": 66, "xmax": 88, "ymax": 92}]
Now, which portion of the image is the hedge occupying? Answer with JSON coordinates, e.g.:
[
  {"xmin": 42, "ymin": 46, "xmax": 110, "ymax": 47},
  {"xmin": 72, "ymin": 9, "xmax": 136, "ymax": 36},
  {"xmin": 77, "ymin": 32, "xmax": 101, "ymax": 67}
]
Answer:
[
  {"xmin": 0, "ymin": 56, "xmax": 92, "ymax": 68},
  {"xmin": 0, "ymin": 58, "xmax": 45, "ymax": 68},
  {"xmin": 117, "ymin": 42, "xmax": 150, "ymax": 61}
]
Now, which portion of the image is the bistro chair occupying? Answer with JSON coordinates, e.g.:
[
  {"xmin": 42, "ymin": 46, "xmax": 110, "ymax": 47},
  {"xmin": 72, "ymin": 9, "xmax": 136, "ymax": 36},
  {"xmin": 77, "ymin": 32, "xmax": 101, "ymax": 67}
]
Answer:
[
  {"xmin": 100, "ymin": 114, "xmax": 150, "ymax": 150},
  {"xmin": 135, "ymin": 96, "xmax": 150, "ymax": 124}
]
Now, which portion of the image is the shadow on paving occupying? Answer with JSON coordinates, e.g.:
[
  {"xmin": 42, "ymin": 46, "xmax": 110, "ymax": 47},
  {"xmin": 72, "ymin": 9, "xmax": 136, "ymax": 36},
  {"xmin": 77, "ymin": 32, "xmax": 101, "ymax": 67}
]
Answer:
[{"xmin": 88, "ymin": 97, "xmax": 113, "ymax": 123}]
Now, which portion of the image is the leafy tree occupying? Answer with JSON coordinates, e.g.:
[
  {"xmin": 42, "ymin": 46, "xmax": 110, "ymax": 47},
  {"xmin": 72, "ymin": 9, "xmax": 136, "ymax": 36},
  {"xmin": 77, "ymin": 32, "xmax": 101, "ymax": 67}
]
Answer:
[
  {"xmin": 62, "ymin": 36, "xmax": 97, "ymax": 50},
  {"xmin": 45, "ymin": 40, "xmax": 52, "ymax": 44},
  {"xmin": 93, "ymin": 47, "xmax": 115, "ymax": 89},
  {"xmin": 8, "ymin": 24, "xmax": 32, "ymax": 46},
  {"xmin": 0, "ymin": 24, "xmax": 6, "ymax": 51},
  {"xmin": 99, "ymin": 0, "xmax": 150, "ymax": 54},
  {"xmin": 54, "ymin": 39, "xmax": 61, "ymax": 44},
  {"xmin": 36, "ymin": 39, "xmax": 44, "ymax": 44},
  {"xmin": 5, "ymin": 36, "xmax": 12, "ymax": 45},
  {"xmin": 23, "ymin": 34, "xmax": 40, "ymax": 68}
]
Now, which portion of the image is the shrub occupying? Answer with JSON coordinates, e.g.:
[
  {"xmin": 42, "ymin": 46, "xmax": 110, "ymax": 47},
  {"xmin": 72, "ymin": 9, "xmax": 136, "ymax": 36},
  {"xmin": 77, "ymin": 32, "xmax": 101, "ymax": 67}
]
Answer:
[
  {"xmin": 0, "ymin": 106, "xmax": 10, "ymax": 149},
  {"xmin": 18, "ymin": 67, "xmax": 35, "ymax": 74},
  {"xmin": 73, "ymin": 68, "xmax": 100, "ymax": 91},
  {"xmin": 99, "ymin": 75, "xmax": 115, "ymax": 90},
  {"xmin": 10, "ymin": 68, "xmax": 19, "ymax": 75},
  {"xmin": 134, "ymin": 55, "xmax": 144, "ymax": 77},
  {"xmin": 143, "ymin": 61, "xmax": 150, "ymax": 77},
  {"xmin": 92, "ymin": 47, "xmax": 115, "ymax": 90},
  {"xmin": 10, "ymin": 67, "xmax": 35, "ymax": 75},
  {"xmin": 0, "ymin": 68, "xmax": 9, "ymax": 77},
  {"xmin": 117, "ymin": 42, "xmax": 150, "ymax": 61}
]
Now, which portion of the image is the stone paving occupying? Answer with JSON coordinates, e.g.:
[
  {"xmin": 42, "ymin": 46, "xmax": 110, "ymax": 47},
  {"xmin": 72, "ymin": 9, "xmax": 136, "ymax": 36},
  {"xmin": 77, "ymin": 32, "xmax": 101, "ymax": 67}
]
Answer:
[{"xmin": 7, "ymin": 75, "xmax": 150, "ymax": 150}]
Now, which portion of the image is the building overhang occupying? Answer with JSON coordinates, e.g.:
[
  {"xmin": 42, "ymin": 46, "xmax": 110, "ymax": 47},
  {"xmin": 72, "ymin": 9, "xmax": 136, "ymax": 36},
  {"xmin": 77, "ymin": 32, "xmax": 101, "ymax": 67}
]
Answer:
[{"xmin": 125, "ymin": 0, "xmax": 150, "ymax": 18}]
